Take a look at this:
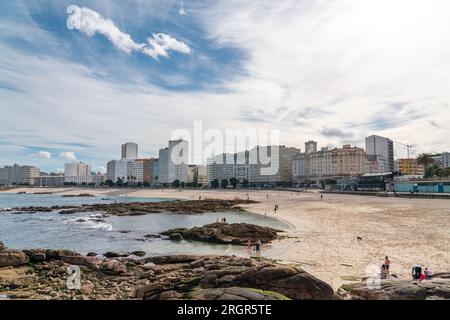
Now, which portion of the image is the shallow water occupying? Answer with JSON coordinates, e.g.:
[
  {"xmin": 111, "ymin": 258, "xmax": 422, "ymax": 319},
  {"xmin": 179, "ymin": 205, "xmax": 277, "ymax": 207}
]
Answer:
[{"xmin": 0, "ymin": 194, "xmax": 290, "ymax": 257}]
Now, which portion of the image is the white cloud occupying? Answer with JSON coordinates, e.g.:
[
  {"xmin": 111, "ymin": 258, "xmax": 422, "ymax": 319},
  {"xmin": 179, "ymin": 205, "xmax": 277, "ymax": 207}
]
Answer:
[
  {"xmin": 34, "ymin": 151, "xmax": 51, "ymax": 159},
  {"xmin": 66, "ymin": 5, "xmax": 191, "ymax": 59},
  {"xmin": 143, "ymin": 33, "xmax": 191, "ymax": 59},
  {"xmin": 59, "ymin": 152, "xmax": 76, "ymax": 160},
  {"xmin": 96, "ymin": 166, "xmax": 107, "ymax": 174}
]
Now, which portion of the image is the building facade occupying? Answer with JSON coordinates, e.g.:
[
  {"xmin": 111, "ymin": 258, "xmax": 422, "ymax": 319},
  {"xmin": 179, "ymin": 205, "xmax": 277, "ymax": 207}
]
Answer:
[
  {"xmin": 121, "ymin": 142, "xmax": 138, "ymax": 160},
  {"xmin": 64, "ymin": 162, "xmax": 92, "ymax": 184},
  {"xmin": 34, "ymin": 175, "xmax": 65, "ymax": 187},
  {"xmin": 106, "ymin": 159, "xmax": 130, "ymax": 183},
  {"xmin": 432, "ymin": 152, "xmax": 450, "ymax": 169},
  {"xmin": 395, "ymin": 158, "xmax": 425, "ymax": 176},
  {"xmin": 0, "ymin": 164, "xmax": 40, "ymax": 185},
  {"xmin": 158, "ymin": 140, "xmax": 189, "ymax": 184},
  {"xmin": 365, "ymin": 135, "xmax": 395, "ymax": 173}
]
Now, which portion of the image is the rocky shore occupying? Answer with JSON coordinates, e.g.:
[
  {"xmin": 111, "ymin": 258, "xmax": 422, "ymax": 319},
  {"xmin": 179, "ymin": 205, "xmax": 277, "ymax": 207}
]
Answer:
[
  {"xmin": 0, "ymin": 242, "xmax": 337, "ymax": 300},
  {"xmin": 0, "ymin": 199, "xmax": 257, "ymax": 216},
  {"xmin": 161, "ymin": 222, "xmax": 283, "ymax": 245},
  {"xmin": 1, "ymin": 241, "xmax": 449, "ymax": 300},
  {"xmin": 338, "ymin": 275, "xmax": 450, "ymax": 300}
]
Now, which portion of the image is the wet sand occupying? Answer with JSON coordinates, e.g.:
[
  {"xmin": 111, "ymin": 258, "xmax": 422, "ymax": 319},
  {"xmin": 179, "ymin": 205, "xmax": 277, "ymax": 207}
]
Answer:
[{"xmin": 4, "ymin": 187, "xmax": 450, "ymax": 289}]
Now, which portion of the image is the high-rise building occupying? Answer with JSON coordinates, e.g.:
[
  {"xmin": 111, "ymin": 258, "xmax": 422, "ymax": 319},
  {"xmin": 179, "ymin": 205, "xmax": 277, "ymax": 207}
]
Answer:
[
  {"xmin": 365, "ymin": 135, "xmax": 394, "ymax": 172},
  {"xmin": 137, "ymin": 158, "xmax": 158, "ymax": 184},
  {"xmin": 207, "ymin": 146, "xmax": 300, "ymax": 186},
  {"xmin": 121, "ymin": 142, "xmax": 138, "ymax": 160},
  {"xmin": 152, "ymin": 159, "xmax": 159, "ymax": 183},
  {"xmin": 0, "ymin": 164, "xmax": 40, "ymax": 185},
  {"xmin": 158, "ymin": 140, "xmax": 189, "ymax": 184},
  {"xmin": 106, "ymin": 159, "xmax": 130, "ymax": 183},
  {"xmin": 128, "ymin": 160, "xmax": 144, "ymax": 184},
  {"xmin": 64, "ymin": 162, "xmax": 92, "ymax": 184}
]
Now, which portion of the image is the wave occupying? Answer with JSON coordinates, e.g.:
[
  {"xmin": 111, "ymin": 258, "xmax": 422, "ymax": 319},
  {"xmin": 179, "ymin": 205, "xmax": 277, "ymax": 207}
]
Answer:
[{"xmin": 65, "ymin": 215, "xmax": 113, "ymax": 231}]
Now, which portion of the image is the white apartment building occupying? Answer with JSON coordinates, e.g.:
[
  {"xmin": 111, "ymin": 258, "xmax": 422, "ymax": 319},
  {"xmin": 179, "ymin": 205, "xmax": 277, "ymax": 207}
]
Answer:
[
  {"xmin": 121, "ymin": 142, "xmax": 138, "ymax": 160},
  {"xmin": 0, "ymin": 164, "xmax": 40, "ymax": 185},
  {"xmin": 432, "ymin": 152, "xmax": 450, "ymax": 169},
  {"xmin": 158, "ymin": 140, "xmax": 189, "ymax": 184},
  {"xmin": 107, "ymin": 159, "xmax": 130, "ymax": 183},
  {"xmin": 128, "ymin": 160, "xmax": 144, "ymax": 184},
  {"xmin": 197, "ymin": 165, "xmax": 208, "ymax": 186},
  {"xmin": 64, "ymin": 162, "xmax": 92, "ymax": 184},
  {"xmin": 365, "ymin": 135, "xmax": 394, "ymax": 172}
]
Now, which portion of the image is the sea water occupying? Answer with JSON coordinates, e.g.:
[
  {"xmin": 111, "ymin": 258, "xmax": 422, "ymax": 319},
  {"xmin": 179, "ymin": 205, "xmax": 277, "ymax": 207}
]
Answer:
[{"xmin": 0, "ymin": 193, "xmax": 289, "ymax": 257}]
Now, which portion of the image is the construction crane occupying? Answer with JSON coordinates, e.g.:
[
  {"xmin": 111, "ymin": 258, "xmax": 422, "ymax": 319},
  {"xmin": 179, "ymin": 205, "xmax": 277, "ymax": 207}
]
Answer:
[{"xmin": 394, "ymin": 141, "xmax": 414, "ymax": 158}]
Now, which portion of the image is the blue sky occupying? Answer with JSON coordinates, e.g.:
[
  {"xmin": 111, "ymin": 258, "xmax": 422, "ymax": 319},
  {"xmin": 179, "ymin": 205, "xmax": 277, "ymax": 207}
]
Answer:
[{"xmin": 1, "ymin": 0, "xmax": 450, "ymax": 172}]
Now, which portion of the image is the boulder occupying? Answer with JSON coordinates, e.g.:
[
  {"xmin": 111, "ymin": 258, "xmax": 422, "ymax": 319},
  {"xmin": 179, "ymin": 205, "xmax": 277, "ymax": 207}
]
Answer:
[
  {"xmin": 169, "ymin": 233, "xmax": 183, "ymax": 241},
  {"xmin": 61, "ymin": 256, "xmax": 100, "ymax": 270},
  {"xmin": 191, "ymin": 287, "xmax": 290, "ymax": 300},
  {"xmin": 344, "ymin": 278, "xmax": 450, "ymax": 300},
  {"xmin": 147, "ymin": 290, "xmax": 183, "ymax": 300},
  {"xmin": 104, "ymin": 252, "xmax": 129, "ymax": 258},
  {"xmin": 23, "ymin": 249, "xmax": 46, "ymax": 262},
  {"xmin": 132, "ymin": 251, "xmax": 146, "ymax": 257},
  {"xmin": 100, "ymin": 261, "xmax": 127, "ymax": 275},
  {"xmin": 231, "ymin": 265, "xmax": 337, "ymax": 300},
  {"xmin": 149, "ymin": 255, "xmax": 204, "ymax": 265},
  {"xmin": 0, "ymin": 251, "xmax": 28, "ymax": 267},
  {"xmin": 46, "ymin": 249, "xmax": 80, "ymax": 260},
  {"xmin": 162, "ymin": 223, "xmax": 283, "ymax": 245}
]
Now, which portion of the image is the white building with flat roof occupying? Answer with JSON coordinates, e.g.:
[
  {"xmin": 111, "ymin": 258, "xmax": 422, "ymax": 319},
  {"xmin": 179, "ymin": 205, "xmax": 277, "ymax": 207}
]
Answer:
[
  {"xmin": 158, "ymin": 140, "xmax": 189, "ymax": 184},
  {"xmin": 107, "ymin": 159, "xmax": 130, "ymax": 183},
  {"xmin": 0, "ymin": 164, "xmax": 40, "ymax": 185},
  {"xmin": 64, "ymin": 162, "xmax": 92, "ymax": 184},
  {"xmin": 365, "ymin": 135, "xmax": 394, "ymax": 173},
  {"xmin": 121, "ymin": 142, "xmax": 138, "ymax": 160}
]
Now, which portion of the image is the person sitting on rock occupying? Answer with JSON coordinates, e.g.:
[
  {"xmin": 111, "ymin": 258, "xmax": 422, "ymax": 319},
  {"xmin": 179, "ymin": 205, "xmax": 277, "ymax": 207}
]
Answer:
[
  {"xmin": 424, "ymin": 268, "xmax": 433, "ymax": 280},
  {"xmin": 412, "ymin": 265, "xmax": 422, "ymax": 280},
  {"xmin": 419, "ymin": 271, "xmax": 426, "ymax": 281},
  {"xmin": 380, "ymin": 265, "xmax": 388, "ymax": 279}
]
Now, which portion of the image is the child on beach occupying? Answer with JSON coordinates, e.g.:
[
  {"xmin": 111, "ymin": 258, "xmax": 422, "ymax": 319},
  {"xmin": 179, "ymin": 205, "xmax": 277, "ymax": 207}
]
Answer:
[{"xmin": 247, "ymin": 240, "xmax": 252, "ymax": 253}]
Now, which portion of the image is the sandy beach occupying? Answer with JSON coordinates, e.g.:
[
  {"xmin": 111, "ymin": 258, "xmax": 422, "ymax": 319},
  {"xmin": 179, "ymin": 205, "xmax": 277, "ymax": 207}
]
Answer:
[{"xmin": 3, "ymin": 187, "xmax": 450, "ymax": 289}]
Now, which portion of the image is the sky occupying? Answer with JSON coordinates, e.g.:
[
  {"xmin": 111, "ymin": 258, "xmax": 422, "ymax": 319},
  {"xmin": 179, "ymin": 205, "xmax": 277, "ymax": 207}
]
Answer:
[{"xmin": 1, "ymin": 0, "xmax": 450, "ymax": 172}]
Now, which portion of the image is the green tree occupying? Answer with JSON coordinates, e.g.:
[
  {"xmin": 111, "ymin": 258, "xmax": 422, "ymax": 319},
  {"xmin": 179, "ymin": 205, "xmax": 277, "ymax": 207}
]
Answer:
[
  {"xmin": 221, "ymin": 179, "xmax": 229, "ymax": 189},
  {"xmin": 172, "ymin": 180, "xmax": 181, "ymax": 188},
  {"xmin": 105, "ymin": 180, "xmax": 114, "ymax": 187},
  {"xmin": 180, "ymin": 181, "xmax": 186, "ymax": 188},
  {"xmin": 230, "ymin": 177, "xmax": 238, "ymax": 189},
  {"xmin": 211, "ymin": 179, "xmax": 219, "ymax": 189},
  {"xmin": 417, "ymin": 153, "xmax": 434, "ymax": 174}
]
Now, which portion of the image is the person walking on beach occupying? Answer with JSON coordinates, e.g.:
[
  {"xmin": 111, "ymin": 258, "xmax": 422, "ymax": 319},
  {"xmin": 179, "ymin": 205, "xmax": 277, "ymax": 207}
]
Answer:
[
  {"xmin": 320, "ymin": 195, "xmax": 323, "ymax": 200},
  {"xmin": 247, "ymin": 239, "xmax": 252, "ymax": 253},
  {"xmin": 255, "ymin": 239, "xmax": 262, "ymax": 256}
]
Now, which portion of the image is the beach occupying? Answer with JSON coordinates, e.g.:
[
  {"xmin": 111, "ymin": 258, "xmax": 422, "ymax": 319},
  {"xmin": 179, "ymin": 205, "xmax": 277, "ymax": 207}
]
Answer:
[{"xmin": 3, "ymin": 187, "xmax": 450, "ymax": 290}]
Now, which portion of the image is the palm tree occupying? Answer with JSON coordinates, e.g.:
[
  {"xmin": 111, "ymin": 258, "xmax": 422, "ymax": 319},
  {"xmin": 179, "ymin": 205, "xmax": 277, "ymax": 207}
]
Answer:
[{"xmin": 416, "ymin": 153, "xmax": 434, "ymax": 170}]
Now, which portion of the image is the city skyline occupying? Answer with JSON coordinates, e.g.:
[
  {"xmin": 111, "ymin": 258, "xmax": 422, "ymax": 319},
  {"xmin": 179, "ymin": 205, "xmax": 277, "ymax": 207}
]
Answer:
[{"xmin": 1, "ymin": 1, "xmax": 450, "ymax": 173}]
